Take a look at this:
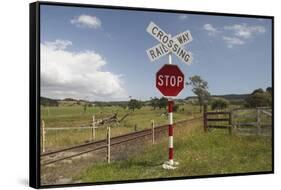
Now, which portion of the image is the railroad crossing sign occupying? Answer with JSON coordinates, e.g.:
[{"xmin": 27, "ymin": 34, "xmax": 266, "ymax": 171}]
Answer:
[
  {"xmin": 156, "ymin": 64, "xmax": 185, "ymax": 96},
  {"xmin": 146, "ymin": 21, "xmax": 192, "ymax": 170},
  {"xmin": 146, "ymin": 21, "xmax": 192, "ymax": 65}
]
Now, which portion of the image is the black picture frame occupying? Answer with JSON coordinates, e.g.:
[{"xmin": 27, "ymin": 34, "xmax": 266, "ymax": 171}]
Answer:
[{"xmin": 30, "ymin": 1, "xmax": 274, "ymax": 188}]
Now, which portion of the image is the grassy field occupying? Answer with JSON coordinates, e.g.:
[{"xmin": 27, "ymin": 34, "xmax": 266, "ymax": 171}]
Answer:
[
  {"xmin": 39, "ymin": 103, "xmax": 272, "ymax": 185},
  {"xmin": 41, "ymin": 103, "xmax": 201, "ymax": 150},
  {"xmin": 40, "ymin": 103, "xmax": 271, "ymax": 151},
  {"xmin": 76, "ymin": 120, "xmax": 272, "ymax": 182}
]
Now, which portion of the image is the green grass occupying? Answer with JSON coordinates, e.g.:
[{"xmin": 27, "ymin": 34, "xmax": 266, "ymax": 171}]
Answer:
[{"xmin": 76, "ymin": 121, "xmax": 272, "ymax": 182}]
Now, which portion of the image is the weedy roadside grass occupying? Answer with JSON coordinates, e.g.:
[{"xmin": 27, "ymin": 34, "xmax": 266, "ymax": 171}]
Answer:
[{"xmin": 76, "ymin": 120, "xmax": 272, "ymax": 182}]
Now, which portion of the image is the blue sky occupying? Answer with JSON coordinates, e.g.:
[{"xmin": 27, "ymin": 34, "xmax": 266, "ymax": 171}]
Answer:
[{"xmin": 40, "ymin": 5, "xmax": 272, "ymax": 101}]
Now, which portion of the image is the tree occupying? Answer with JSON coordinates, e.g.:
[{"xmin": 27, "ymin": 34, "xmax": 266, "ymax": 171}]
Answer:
[
  {"xmin": 83, "ymin": 102, "xmax": 93, "ymax": 113},
  {"xmin": 83, "ymin": 103, "xmax": 87, "ymax": 113},
  {"xmin": 173, "ymin": 104, "xmax": 179, "ymax": 112},
  {"xmin": 211, "ymin": 98, "xmax": 229, "ymax": 110},
  {"xmin": 158, "ymin": 97, "xmax": 168, "ymax": 109},
  {"xmin": 251, "ymin": 88, "xmax": 264, "ymax": 95},
  {"xmin": 245, "ymin": 91, "xmax": 272, "ymax": 108},
  {"xmin": 128, "ymin": 99, "xmax": 142, "ymax": 111},
  {"xmin": 150, "ymin": 97, "xmax": 159, "ymax": 110},
  {"xmin": 120, "ymin": 104, "xmax": 127, "ymax": 110},
  {"xmin": 187, "ymin": 75, "xmax": 210, "ymax": 112},
  {"xmin": 266, "ymin": 87, "xmax": 272, "ymax": 95}
]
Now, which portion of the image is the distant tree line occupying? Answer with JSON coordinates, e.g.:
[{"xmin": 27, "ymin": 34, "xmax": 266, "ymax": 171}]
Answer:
[
  {"xmin": 41, "ymin": 85, "xmax": 272, "ymax": 111},
  {"xmin": 94, "ymin": 101, "xmax": 127, "ymax": 107},
  {"xmin": 150, "ymin": 97, "xmax": 168, "ymax": 110},
  {"xmin": 128, "ymin": 99, "xmax": 143, "ymax": 111},
  {"xmin": 41, "ymin": 97, "xmax": 59, "ymax": 107},
  {"xmin": 149, "ymin": 97, "xmax": 180, "ymax": 112}
]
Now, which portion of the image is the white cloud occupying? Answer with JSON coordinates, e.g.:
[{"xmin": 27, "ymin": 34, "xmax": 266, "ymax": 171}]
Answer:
[
  {"xmin": 41, "ymin": 39, "xmax": 127, "ymax": 100},
  {"xmin": 222, "ymin": 36, "xmax": 245, "ymax": 48},
  {"xmin": 71, "ymin": 14, "xmax": 101, "ymax": 29},
  {"xmin": 178, "ymin": 15, "xmax": 188, "ymax": 20},
  {"xmin": 203, "ymin": 24, "xmax": 220, "ymax": 36},
  {"xmin": 224, "ymin": 24, "xmax": 265, "ymax": 39},
  {"xmin": 203, "ymin": 23, "xmax": 266, "ymax": 48},
  {"xmin": 44, "ymin": 39, "xmax": 72, "ymax": 50}
]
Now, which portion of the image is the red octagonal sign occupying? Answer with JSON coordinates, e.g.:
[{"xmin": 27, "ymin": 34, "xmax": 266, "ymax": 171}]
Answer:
[{"xmin": 156, "ymin": 64, "xmax": 185, "ymax": 96}]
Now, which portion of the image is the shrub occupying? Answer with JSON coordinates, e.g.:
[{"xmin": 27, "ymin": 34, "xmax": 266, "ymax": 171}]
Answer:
[{"xmin": 211, "ymin": 98, "xmax": 229, "ymax": 110}]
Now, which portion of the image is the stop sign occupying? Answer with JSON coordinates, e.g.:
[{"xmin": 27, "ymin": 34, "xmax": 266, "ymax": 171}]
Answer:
[{"xmin": 156, "ymin": 64, "xmax": 185, "ymax": 96}]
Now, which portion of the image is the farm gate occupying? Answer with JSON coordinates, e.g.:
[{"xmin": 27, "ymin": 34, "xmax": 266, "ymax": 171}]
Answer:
[
  {"xmin": 232, "ymin": 107, "xmax": 272, "ymax": 136},
  {"xmin": 203, "ymin": 105, "xmax": 272, "ymax": 136},
  {"xmin": 203, "ymin": 105, "xmax": 232, "ymax": 134}
]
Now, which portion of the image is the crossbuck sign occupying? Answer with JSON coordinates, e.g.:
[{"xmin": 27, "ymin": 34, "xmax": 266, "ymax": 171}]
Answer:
[{"xmin": 146, "ymin": 22, "xmax": 193, "ymax": 65}]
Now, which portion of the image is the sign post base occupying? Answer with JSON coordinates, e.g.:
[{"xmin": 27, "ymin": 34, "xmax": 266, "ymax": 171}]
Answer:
[{"xmin": 162, "ymin": 161, "xmax": 179, "ymax": 170}]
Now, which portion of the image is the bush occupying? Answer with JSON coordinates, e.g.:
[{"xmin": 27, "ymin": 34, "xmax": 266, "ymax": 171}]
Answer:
[
  {"xmin": 128, "ymin": 99, "xmax": 142, "ymax": 111},
  {"xmin": 158, "ymin": 97, "xmax": 168, "ymax": 109},
  {"xmin": 211, "ymin": 98, "xmax": 229, "ymax": 110},
  {"xmin": 173, "ymin": 104, "xmax": 179, "ymax": 112}
]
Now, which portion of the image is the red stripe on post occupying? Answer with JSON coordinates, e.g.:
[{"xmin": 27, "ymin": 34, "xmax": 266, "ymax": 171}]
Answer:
[
  {"xmin": 168, "ymin": 100, "xmax": 173, "ymax": 113},
  {"xmin": 169, "ymin": 148, "xmax": 174, "ymax": 160},
  {"xmin": 168, "ymin": 125, "xmax": 173, "ymax": 136}
]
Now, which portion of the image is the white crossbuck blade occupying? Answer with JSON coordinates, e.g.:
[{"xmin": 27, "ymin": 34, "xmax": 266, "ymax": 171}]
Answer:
[{"xmin": 146, "ymin": 21, "xmax": 193, "ymax": 65}]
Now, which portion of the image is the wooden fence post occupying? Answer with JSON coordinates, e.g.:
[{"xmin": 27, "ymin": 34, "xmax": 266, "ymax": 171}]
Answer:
[
  {"xmin": 47, "ymin": 106, "xmax": 50, "ymax": 116},
  {"xmin": 228, "ymin": 112, "xmax": 232, "ymax": 135},
  {"xmin": 42, "ymin": 120, "xmax": 46, "ymax": 153},
  {"xmin": 92, "ymin": 115, "xmax": 96, "ymax": 141},
  {"xmin": 107, "ymin": 126, "xmax": 111, "ymax": 164},
  {"xmin": 257, "ymin": 108, "xmax": 261, "ymax": 135},
  {"xmin": 151, "ymin": 120, "xmax": 155, "ymax": 144},
  {"xmin": 203, "ymin": 104, "xmax": 207, "ymax": 132}
]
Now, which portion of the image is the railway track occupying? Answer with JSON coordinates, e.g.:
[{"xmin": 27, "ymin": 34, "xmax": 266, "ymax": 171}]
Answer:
[{"xmin": 41, "ymin": 117, "xmax": 201, "ymax": 166}]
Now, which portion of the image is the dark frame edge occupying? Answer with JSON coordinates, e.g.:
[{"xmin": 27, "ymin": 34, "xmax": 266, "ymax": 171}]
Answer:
[
  {"xmin": 29, "ymin": 1, "xmax": 41, "ymax": 189},
  {"xmin": 30, "ymin": 1, "xmax": 274, "ymax": 189},
  {"xmin": 271, "ymin": 17, "xmax": 274, "ymax": 173},
  {"xmin": 37, "ymin": 0, "xmax": 273, "ymax": 18}
]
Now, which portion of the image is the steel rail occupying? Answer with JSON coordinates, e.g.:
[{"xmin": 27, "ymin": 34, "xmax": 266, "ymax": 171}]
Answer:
[{"xmin": 41, "ymin": 131, "xmax": 153, "ymax": 166}]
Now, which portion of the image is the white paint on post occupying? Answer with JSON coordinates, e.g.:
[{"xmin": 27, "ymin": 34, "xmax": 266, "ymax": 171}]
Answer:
[
  {"xmin": 151, "ymin": 120, "xmax": 155, "ymax": 144},
  {"xmin": 169, "ymin": 159, "xmax": 174, "ymax": 166},
  {"xmin": 107, "ymin": 126, "xmax": 111, "ymax": 164},
  {"xmin": 168, "ymin": 34, "xmax": 172, "ymax": 65},
  {"xmin": 169, "ymin": 100, "xmax": 173, "ymax": 165},
  {"xmin": 169, "ymin": 53, "xmax": 172, "ymax": 65},
  {"xmin": 169, "ymin": 136, "xmax": 173, "ymax": 148},
  {"xmin": 42, "ymin": 120, "xmax": 46, "ymax": 153},
  {"xmin": 162, "ymin": 99, "xmax": 179, "ymax": 169},
  {"xmin": 257, "ymin": 108, "xmax": 261, "ymax": 135},
  {"xmin": 92, "ymin": 115, "xmax": 96, "ymax": 141},
  {"xmin": 169, "ymin": 112, "xmax": 173, "ymax": 125}
]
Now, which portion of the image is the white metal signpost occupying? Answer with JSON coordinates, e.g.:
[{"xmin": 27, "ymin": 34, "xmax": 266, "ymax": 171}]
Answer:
[{"xmin": 146, "ymin": 21, "xmax": 193, "ymax": 170}]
